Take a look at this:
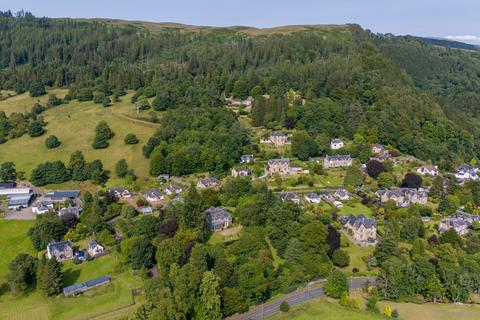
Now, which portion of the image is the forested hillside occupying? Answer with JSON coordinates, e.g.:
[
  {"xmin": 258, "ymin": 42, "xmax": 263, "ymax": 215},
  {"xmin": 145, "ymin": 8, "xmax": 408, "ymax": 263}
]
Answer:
[{"xmin": 1, "ymin": 11, "xmax": 480, "ymax": 170}]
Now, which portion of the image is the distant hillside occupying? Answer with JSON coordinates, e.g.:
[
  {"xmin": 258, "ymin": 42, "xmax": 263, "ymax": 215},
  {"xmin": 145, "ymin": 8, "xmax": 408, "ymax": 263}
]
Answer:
[
  {"xmin": 418, "ymin": 37, "xmax": 480, "ymax": 51},
  {"xmin": 0, "ymin": 10, "xmax": 478, "ymax": 169},
  {"xmin": 72, "ymin": 17, "xmax": 349, "ymax": 36}
]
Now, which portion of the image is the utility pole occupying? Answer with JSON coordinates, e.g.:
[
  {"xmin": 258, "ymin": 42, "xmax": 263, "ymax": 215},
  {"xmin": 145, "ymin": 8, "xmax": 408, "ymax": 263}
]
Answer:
[{"xmin": 261, "ymin": 300, "xmax": 264, "ymax": 319}]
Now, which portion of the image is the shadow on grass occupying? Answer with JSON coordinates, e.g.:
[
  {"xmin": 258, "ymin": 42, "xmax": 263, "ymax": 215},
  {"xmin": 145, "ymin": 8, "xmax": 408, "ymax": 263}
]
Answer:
[{"xmin": 63, "ymin": 269, "xmax": 81, "ymax": 286}]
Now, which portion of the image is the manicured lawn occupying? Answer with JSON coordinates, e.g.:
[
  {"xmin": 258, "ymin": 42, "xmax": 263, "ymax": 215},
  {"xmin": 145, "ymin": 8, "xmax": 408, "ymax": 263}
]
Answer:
[
  {"xmin": 341, "ymin": 245, "xmax": 378, "ymax": 276},
  {"xmin": 0, "ymin": 91, "xmax": 158, "ymax": 177},
  {"xmin": 338, "ymin": 202, "xmax": 373, "ymax": 217},
  {"xmin": 0, "ymin": 220, "xmax": 36, "ymax": 281},
  {"xmin": 268, "ymin": 298, "xmax": 385, "ymax": 320},
  {"xmin": 0, "ymin": 253, "xmax": 143, "ymax": 320}
]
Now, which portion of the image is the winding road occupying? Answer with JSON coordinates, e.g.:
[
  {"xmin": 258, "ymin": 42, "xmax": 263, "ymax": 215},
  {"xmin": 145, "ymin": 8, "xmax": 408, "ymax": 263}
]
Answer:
[{"xmin": 227, "ymin": 276, "xmax": 376, "ymax": 320}]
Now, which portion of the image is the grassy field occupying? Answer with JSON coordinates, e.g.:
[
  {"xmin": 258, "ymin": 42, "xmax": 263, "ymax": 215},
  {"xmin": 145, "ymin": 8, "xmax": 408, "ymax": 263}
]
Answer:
[
  {"xmin": 0, "ymin": 219, "xmax": 144, "ymax": 320},
  {"xmin": 268, "ymin": 298, "xmax": 385, "ymax": 320},
  {"xmin": 377, "ymin": 300, "xmax": 480, "ymax": 320},
  {"xmin": 0, "ymin": 89, "xmax": 68, "ymax": 115},
  {"xmin": 0, "ymin": 91, "xmax": 159, "ymax": 177},
  {"xmin": 272, "ymin": 293, "xmax": 480, "ymax": 320},
  {"xmin": 0, "ymin": 220, "xmax": 36, "ymax": 281},
  {"xmin": 0, "ymin": 253, "xmax": 143, "ymax": 320}
]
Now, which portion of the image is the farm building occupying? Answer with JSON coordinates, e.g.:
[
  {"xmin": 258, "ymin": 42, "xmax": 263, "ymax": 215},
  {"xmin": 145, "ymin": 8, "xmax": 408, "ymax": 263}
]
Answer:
[{"xmin": 63, "ymin": 275, "xmax": 111, "ymax": 296}]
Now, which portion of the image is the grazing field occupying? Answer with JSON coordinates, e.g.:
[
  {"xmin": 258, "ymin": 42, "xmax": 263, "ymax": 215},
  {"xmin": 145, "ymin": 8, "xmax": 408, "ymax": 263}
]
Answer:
[
  {"xmin": 377, "ymin": 300, "xmax": 480, "ymax": 320},
  {"xmin": 0, "ymin": 91, "xmax": 159, "ymax": 177},
  {"xmin": 0, "ymin": 220, "xmax": 36, "ymax": 281},
  {"xmin": 0, "ymin": 89, "xmax": 68, "ymax": 115},
  {"xmin": 0, "ymin": 253, "xmax": 143, "ymax": 320},
  {"xmin": 268, "ymin": 298, "xmax": 385, "ymax": 320}
]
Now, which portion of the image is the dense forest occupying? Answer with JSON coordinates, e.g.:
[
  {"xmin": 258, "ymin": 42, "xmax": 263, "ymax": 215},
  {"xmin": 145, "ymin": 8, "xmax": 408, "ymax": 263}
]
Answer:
[{"xmin": 0, "ymin": 11, "xmax": 479, "ymax": 170}]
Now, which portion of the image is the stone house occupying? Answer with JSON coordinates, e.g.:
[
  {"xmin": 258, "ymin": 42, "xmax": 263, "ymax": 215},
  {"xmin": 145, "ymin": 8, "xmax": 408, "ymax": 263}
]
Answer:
[
  {"xmin": 231, "ymin": 167, "xmax": 253, "ymax": 177},
  {"xmin": 267, "ymin": 158, "xmax": 291, "ymax": 175},
  {"xmin": 323, "ymin": 155, "xmax": 353, "ymax": 168},
  {"xmin": 205, "ymin": 207, "xmax": 232, "ymax": 231},
  {"xmin": 375, "ymin": 188, "xmax": 428, "ymax": 207},
  {"xmin": 342, "ymin": 214, "xmax": 377, "ymax": 245}
]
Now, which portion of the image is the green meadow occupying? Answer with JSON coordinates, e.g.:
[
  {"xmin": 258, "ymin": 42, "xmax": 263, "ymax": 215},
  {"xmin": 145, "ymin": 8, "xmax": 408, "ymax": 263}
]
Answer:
[{"xmin": 0, "ymin": 91, "xmax": 159, "ymax": 178}]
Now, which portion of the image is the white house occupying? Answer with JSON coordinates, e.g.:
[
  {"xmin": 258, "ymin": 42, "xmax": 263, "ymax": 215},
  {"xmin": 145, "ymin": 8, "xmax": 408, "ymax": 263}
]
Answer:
[
  {"xmin": 87, "ymin": 240, "xmax": 105, "ymax": 257},
  {"xmin": 455, "ymin": 165, "xmax": 479, "ymax": 182},
  {"xmin": 305, "ymin": 193, "xmax": 321, "ymax": 204},
  {"xmin": 140, "ymin": 189, "xmax": 165, "ymax": 203},
  {"xmin": 330, "ymin": 138, "xmax": 344, "ymax": 150},
  {"xmin": 334, "ymin": 189, "xmax": 351, "ymax": 201},
  {"xmin": 32, "ymin": 200, "xmax": 54, "ymax": 214},
  {"xmin": 417, "ymin": 165, "xmax": 439, "ymax": 176}
]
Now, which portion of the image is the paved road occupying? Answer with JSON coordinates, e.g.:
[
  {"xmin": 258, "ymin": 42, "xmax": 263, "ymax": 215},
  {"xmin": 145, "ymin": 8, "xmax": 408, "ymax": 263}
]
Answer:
[{"xmin": 228, "ymin": 276, "xmax": 375, "ymax": 320}]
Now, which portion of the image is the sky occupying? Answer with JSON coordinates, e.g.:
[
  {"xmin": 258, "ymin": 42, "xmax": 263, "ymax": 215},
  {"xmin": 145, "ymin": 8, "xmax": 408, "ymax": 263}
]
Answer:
[{"xmin": 1, "ymin": 0, "xmax": 479, "ymax": 44}]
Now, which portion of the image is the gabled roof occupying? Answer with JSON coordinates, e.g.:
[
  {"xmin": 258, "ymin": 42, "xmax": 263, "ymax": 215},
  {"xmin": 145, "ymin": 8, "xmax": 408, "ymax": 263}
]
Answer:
[
  {"xmin": 280, "ymin": 191, "xmax": 300, "ymax": 202},
  {"xmin": 268, "ymin": 158, "xmax": 290, "ymax": 165},
  {"xmin": 0, "ymin": 182, "xmax": 16, "ymax": 188},
  {"xmin": 140, "ymin": 188, "xmax": 163, "ymax": 199},
  {"xmin": 205, "ymin": 207, "xmax": 231, "ymax": 224},
  {"xmin": 325, "ymin": 155, "xmax": 351, "ymax": 161},
  {"xmin": 331, "ymin": 138, "xmax": 343, "ymax": 143},
  {"xmin": 47, "ymin": 240, "xmax": 72, "ymax": 253},
  {"xmin": 46, "ymin": 190, "xmax": 80, "ymax": 200},
  {"xmin": 88, "ymin": 240, "xmax": 103, "ymax": 250},
  {"xmin": 342, "ymin": 214, "xmax": 376, "ymax": 230}
]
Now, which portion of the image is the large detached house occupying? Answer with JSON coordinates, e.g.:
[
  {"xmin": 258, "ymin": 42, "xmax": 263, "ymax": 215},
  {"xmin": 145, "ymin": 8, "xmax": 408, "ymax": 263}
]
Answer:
[
  {"xmin": 108, "ymin": 187, "xmax": 132, "ymax": 199},
  {"xmin": 371, "ymin": 144, "xmax": 387, "ymax": 155},
  {"xmin": 342, "ymin": 214, "xmax": 377, "ymax": 246},
  {"xmin": 32, "ymin": 200, "xmax": 54, "ymax": 214},
  {"xmin": 267, "ymin": 158, "xmax": 291, "ymax": 175},
  {"xmin": 240, "ymin": 155, "xmax": 254, "ymax": 164},
  {"xmin": 330, "ymin": 138, "xmax": 344, "ymax": 150},
  {"xmin": 305, "ymin": 193, "xmax": 321, "ymax": 204},
  {"xmin": 164, "ymin": 184, "xmax": 182, "ymax": 196},
  {"xmin": 140, "ymin": 189, "xmax": 164, "ymax": 204},
  {"xmin": 58, "ymin": 205, "xmax": 82, "ymax": 218},
  {"xmin": 455, "ymin": 165, "xmax": 479, "ymax": 183},
  {"xmin": 261, "ymin": 133, "xmax": 290, "ymax": 146},
  {"xmin": 323, "ymin": 155, "xmax": 352, "ymax": 168},
  {"xmin": 280, "ymin": 192, "xmax": 301, "ymax": 204},
  {"xmin": 231, "ymin": 167, "xmax": 253, "ymax": 177},
  {"xmin": 417, "ymin": 165, "xmax": 439, "ymax": 176},
  {"xmin": 376, "ymin": 188, "xmax": 428, "ymax": 207},
  {"xmin": 439, "ymin": 211, "xmax": 480, "ymax": 235},
  {"xmin": 47, "ymin": 240, "xmax": 74, "ymax": 261},
  {"xmin": 87, "ymin": 240, "xmax": 105, "ymax": 257},
  {"xmin": 197, "ymin": 178, "xmax": 221, "ymax": 189},
  {"xmin": 205, "ymin": 207, "xmax": 232, "ymax": 231}
]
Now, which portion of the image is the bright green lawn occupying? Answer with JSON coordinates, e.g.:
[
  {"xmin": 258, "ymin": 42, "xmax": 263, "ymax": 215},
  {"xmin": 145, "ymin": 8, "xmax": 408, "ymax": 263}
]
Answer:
[
  {"xmin": 338, "ymin": 202, "xmax": 373, "ymax": 217},
  {"xmin": 268, "ymin": 298, "xmax": 385, "ymax": 320},
  {"xmin": 0, "ymin": 220, "xmax": 36, "ymax": 281},
  {"xmin": 0, "ymin": 91, "xmax": 158, "ymax": 177}
]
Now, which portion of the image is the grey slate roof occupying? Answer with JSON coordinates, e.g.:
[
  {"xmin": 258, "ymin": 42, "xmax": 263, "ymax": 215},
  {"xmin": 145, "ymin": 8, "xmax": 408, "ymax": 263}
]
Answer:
[{"xmin": 342, "ymin": 214, "xmax": 376, "ymax": 230}]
